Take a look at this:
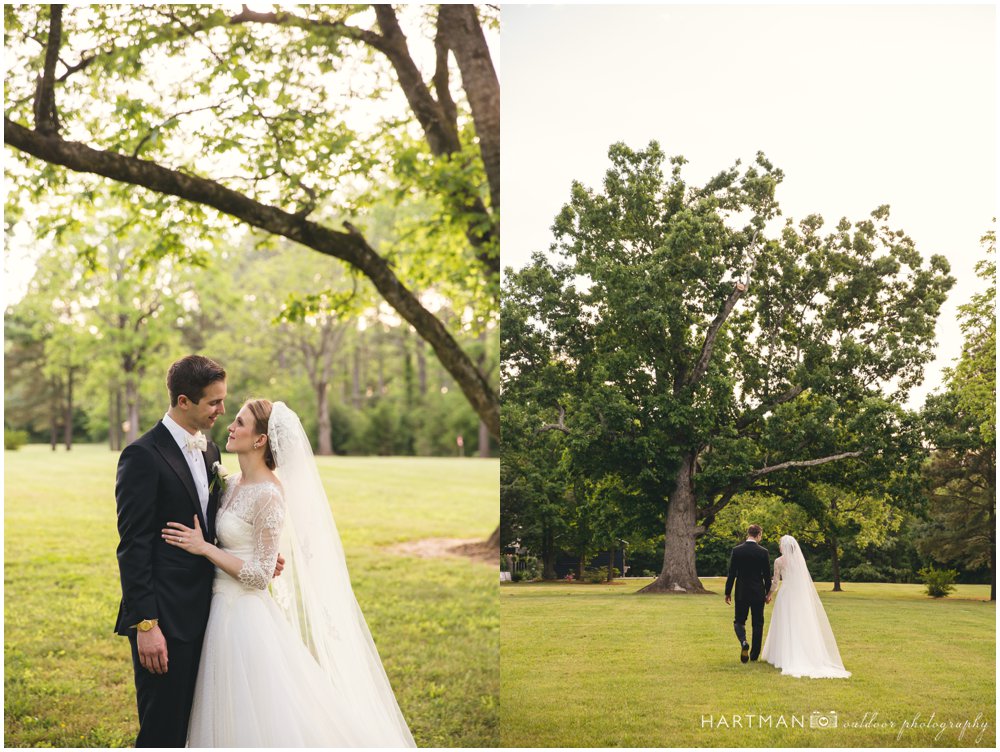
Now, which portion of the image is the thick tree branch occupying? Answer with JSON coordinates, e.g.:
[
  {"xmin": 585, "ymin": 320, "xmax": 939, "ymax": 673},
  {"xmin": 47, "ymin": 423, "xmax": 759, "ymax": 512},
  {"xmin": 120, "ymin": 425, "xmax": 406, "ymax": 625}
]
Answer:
[
  {"xmin": 33, "ymin": 5, "xmax": 63, "ymax": 135},
  {"xmin": 4, "ymin": 119, "xmax": 498, "ymax": 437},
  {"xmin": 227, "ymin": 6, "xmax": 384, "ymax": 49},
  {"xmin": 749, "ymin": 451, "xmax": 863, "ymax": 478},
  {"xmin": 536, "ymin": 404, "xmax": 570, "ymax": 435},
  {"xmin": 372, "ymin": 5, "xmax": 461, "ymax": 156},
  {"xmin": 432, "ymin": 24, "xmax": 458, "ymax": 137},
  {"xmin": 685, "ymin": 281, "xmax": 746, "ymax": 388},
  {"xmin": 226, "ymin": 4, "xmax": 497, "ymax": 277},
  {"xmin": 735, "ymin": 383, "xmax": 805, "ymax": 432},
  {"xmin": 436, "ymin": 5, "xmax": 500, "ymax": 212}
]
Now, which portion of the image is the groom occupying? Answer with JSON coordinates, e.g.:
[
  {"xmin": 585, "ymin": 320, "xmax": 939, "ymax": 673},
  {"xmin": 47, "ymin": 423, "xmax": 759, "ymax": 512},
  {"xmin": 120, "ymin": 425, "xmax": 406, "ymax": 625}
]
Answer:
[
  {"xmin": 114, "ymin": 355, "xmax": 227, "ymax": 747},
  {"xmin": 724, "ymin": 524, "xmax": 772, "ymax": 664}
]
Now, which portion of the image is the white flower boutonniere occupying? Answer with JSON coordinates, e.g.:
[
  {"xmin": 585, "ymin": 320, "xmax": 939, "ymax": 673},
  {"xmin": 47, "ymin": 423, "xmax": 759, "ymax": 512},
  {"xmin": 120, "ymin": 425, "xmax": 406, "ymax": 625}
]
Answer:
[{"xmin": 210, "ymin": 461, "xmax": 230, "ymax": 493}]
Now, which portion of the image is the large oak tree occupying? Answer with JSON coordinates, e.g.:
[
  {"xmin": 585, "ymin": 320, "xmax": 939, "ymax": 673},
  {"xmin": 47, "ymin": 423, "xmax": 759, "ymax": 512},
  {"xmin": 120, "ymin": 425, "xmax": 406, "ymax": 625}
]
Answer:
[{"xmin": 503, "ymin": 142, "xmax": 954, "ymax": 593}]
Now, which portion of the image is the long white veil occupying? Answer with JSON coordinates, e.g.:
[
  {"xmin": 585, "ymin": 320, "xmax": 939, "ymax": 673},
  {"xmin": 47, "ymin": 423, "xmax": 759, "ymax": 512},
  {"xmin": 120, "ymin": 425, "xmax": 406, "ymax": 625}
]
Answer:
[
  {"xmin": 267, "ymin": 402, "xmax": 415, "ymax": 746},
  {"xmin": 765, "ymin": 534, "xmax": 850, "ymax": 678}
]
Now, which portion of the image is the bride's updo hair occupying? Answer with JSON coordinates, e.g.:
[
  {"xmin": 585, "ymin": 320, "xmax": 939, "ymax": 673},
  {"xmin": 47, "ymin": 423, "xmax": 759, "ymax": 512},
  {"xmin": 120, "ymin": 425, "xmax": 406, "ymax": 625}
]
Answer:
[
  {"xmin": 779, "ymin": 535, "xmax": 799, "ymax": 556},
  {"xmin": 245, "ymin": 398, "xmax": 276, "ymax": 470}
]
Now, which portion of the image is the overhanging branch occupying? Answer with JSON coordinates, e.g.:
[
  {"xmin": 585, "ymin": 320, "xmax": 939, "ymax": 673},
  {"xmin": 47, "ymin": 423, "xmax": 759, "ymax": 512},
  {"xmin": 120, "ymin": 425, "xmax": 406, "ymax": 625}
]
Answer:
[{"xmin": 4, "ymin": 118, "xmax": 498, "ymax": 437}]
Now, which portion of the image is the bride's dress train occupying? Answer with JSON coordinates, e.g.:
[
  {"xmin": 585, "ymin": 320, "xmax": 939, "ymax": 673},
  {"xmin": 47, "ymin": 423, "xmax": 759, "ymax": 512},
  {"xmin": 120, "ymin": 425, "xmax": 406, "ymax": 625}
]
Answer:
[{"xmin": 761, "ymin": 535, "xmax": 850, "ymax": 679}]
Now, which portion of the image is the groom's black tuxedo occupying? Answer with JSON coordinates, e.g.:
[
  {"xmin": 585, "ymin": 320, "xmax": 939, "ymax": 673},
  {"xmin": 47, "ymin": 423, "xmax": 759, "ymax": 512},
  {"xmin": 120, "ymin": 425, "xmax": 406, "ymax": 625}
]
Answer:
[
  {"xmin": 114, "ymin": 421, "xmax": 221, "ymax": 747},
  {"xmin": 725, "ymin": 540, "xmax": 771, "ymax": 660}
]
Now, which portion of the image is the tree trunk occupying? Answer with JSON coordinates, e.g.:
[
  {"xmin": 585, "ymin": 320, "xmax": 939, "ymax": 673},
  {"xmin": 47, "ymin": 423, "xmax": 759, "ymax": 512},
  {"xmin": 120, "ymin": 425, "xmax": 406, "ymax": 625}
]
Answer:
[
  {"xmin": 991, "ymin": 540, "xmax": 996, "ymax": 602},
  {"xmin": 416, "ymin": 336, "xmax": 428, "ymax": 398},
  {"xmin": 115, "ymin": 388, "xmax": 124, "ymax": 450},
  {"xmin": 435, "ymin": 4, "xmax": 500, "ymax": 213},
  {"xmin": 577, "ymin": 554, "xmax": 585, "ymax": 580},
  {"xmin": 316, "ymin": 381, "xmax": 332, "ymax": 456},
  {"xmin": 607, "ymin": 548, "xmax": 614, "ymax": 583},
  {"xmin": 63, "ymin": 367, "xmax": 74, "ymax": 450},
  {"xmin": 109, "ymin": 387, "xmax": 118, "ymax": 451},
  {"xmin": 486, "ymin": 525, "xmax": 500, "ymax": 550},
  {"xmin": 376, "ymin": 333, "xmax": 385, "ymax": 396},
  {"xmin": 125, "ymin": 379, "xmax": 140, "ymax": 445},
  {"xmin": 478, "ymin": 420, "xmax": 490, "ymax": 458},
  {"xmin": 830, "ymin": 535, "xmax": 842, "ymax": 592},
  {"xmin": 639, "ymin": 452, "xmax": 710, "ymax": 594},
  {"xmin": 991, "ymin": 504, "xmax": 996, "ymax": 602},
  {"xmin": 402, "ymin": 332, "xmax": 415, "ymax": 408},
  {"xmin": 50, "ymin": 376, "xmax": 59, "ymax": 451},
  {"xmin": 352, "ymin": 335, "xmax": 363, "ymax": 408},
  {"xmin": 542, "ymin": 526, "xmax": 557, "ymax": 580}
]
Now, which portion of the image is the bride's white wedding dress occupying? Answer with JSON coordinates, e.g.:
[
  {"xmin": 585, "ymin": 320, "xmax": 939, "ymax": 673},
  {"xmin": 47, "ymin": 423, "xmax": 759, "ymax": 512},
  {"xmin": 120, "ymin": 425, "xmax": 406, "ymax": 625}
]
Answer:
[
  {"xmin": 760, "ymin": 535, "xmax": 850, "ymax": 679},
  {"xmin": 188, "ymin": 403, "xmax": 414, "ymax": 747}
]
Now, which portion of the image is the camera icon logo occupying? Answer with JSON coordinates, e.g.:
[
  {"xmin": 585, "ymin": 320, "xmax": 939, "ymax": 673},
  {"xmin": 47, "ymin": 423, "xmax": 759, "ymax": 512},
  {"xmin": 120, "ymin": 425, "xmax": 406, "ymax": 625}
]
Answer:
[{"xmin": 810, "ymin": 711, "xmax": 838, "ymax": 729}]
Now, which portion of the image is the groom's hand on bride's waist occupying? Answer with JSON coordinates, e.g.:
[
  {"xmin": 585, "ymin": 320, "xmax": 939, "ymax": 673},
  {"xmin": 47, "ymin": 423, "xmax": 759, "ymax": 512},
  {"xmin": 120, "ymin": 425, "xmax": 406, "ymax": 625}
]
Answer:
[
  {"xmin": 136, "ymin": 625, "xmax": 168, "ymax": 675},
  {"xmin": 273, "ymin": 553, "xmax": 285, "ymax": 579}
]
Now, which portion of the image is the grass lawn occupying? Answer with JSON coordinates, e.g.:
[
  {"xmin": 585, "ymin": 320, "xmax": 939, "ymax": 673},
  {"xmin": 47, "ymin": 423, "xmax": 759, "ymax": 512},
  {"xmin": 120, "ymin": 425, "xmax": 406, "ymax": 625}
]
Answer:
[
  {"xmin": 4, "ymin": 444, "xmax": 499, "ymax": 748},
  {"xmin": 501, "ymin": 577, "xmax": 994, "ymax": 747}
]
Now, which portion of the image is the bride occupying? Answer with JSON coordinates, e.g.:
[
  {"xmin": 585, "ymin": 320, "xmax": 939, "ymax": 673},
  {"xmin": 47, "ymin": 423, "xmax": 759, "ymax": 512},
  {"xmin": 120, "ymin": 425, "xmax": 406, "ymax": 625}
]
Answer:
[
  {"xmin": 760, "ymin": 535, "xmax": 850, "ymax": 679},
  {"xmin": 162, "ymin": 399, "xmax": 415, "ymax": 746}
]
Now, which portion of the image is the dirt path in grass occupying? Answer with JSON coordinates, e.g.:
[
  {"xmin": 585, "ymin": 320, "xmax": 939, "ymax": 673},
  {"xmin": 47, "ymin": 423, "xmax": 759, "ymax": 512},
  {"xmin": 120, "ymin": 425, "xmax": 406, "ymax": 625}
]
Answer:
[{"xmin": 387, "ymin": 537, "xmax": 495, "ymax": 565}]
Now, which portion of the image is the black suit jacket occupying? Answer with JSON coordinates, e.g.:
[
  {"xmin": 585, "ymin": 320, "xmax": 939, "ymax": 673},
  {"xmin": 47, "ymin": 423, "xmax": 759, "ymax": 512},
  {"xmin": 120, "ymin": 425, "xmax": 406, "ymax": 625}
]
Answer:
[
  {"xmin": 114, "ymin": 421, "xmax": 221, "ymax": 642},
  {"xmin": 725, "ymin": 540, "xmax": 771, "ymax": 602}
]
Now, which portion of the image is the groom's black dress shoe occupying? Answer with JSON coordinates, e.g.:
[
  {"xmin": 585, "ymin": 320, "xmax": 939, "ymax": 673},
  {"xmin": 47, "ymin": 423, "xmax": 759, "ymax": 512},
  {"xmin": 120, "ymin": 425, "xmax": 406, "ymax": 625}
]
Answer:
[{"xmin": 740, "ymin": 641, "xmax": 750, "ymax": 664}]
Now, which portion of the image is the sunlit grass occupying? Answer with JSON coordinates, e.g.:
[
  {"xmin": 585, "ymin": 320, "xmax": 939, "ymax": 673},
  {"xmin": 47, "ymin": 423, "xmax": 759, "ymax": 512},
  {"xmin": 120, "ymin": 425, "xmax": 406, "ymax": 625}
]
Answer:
[
  {"xmin": 501, "ymin": 578, "xmax": 994, "ymax": 747},
  {"xmin": 5, "ymin": 444, "xmax": 499, "ymax": 747}
]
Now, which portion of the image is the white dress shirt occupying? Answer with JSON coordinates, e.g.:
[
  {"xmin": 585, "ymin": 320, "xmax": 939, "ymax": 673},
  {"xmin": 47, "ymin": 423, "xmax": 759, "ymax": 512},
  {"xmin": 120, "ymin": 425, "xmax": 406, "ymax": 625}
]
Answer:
[{"xmin": 162, "ymin": 412, "xmax": 210, "ymax": 520}]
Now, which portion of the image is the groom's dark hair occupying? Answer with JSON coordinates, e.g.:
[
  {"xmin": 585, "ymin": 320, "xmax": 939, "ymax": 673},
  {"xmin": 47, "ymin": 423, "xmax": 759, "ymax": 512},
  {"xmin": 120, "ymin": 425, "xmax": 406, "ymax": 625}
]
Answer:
[
  {"xmin": 747, "ymin": 524, "xmax": 762, "ymax": 539},
  {"xmin": 167, "ymin": 355, "xmax": 226, "ymax": 406}
]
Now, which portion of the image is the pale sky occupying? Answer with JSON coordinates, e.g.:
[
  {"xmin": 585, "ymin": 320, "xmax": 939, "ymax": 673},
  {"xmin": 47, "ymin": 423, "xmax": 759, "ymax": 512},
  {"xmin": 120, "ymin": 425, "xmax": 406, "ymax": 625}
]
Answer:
[{"xmin": 501, "ymin": 3, "xmax": 997, "ymax": 409}]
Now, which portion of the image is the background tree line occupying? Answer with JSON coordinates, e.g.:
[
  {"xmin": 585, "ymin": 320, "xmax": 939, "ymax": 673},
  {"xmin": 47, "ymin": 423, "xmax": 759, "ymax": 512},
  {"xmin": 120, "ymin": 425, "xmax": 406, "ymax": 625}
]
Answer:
[
  {"xmin": 5, "ymin": 190, "xmax": 496, "ymax": 458},
  {"xmin": 4, "ymin": 4, "xmax": 500, "ymax": 462}
]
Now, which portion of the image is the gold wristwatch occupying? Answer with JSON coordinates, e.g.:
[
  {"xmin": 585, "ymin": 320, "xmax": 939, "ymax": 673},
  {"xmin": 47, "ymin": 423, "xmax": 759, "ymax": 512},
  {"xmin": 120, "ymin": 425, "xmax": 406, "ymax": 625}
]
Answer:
[{"xmin": 132, "ymin": 618, "xmax": 159, "ymax": 632}]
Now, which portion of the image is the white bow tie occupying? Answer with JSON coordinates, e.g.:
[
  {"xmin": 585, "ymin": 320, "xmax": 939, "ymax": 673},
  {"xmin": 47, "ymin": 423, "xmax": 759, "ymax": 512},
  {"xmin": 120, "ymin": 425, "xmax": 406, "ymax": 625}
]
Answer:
[{"xmin": 186, "ymin": 432, "xmax": 208, "ymax": 453}]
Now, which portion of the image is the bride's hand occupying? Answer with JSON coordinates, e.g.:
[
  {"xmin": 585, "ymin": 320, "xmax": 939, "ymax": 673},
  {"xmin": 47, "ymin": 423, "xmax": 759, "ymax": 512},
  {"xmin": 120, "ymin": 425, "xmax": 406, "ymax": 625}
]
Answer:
[{"xmin": 162, "ymin": 516, "xmax": 209, "ymax": 556}]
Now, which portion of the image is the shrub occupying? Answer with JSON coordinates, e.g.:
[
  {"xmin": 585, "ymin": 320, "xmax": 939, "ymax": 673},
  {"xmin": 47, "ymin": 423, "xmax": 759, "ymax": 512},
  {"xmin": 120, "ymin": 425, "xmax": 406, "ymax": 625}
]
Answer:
[
  {"xmin": 4, "ymin": 430, "xmax": 28, "ymax": 451},
  {"xmin": 843, "ymin": 562, "xmax": 888, "ymax": 583},
  {"xmin": 919, "ymin": 566, "xmax": 958, "ymax": 598},
  {"xmin": 641, "ymin": 569, "xmax": 657, "ymax": 578},
  {"xmin": 519, "ymin": 557, "xmax": 541, "ymax": 581},
  {"xmin": 581, "ymin": 567, "xmax": 618, "ymax": 584}
]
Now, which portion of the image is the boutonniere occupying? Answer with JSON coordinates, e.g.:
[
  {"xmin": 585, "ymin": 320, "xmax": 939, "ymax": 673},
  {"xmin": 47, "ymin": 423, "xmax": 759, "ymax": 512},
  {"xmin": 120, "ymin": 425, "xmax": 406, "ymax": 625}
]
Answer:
[{"xmin": 210, "ymin": 461, "xmax": 230, "ymax": 493}]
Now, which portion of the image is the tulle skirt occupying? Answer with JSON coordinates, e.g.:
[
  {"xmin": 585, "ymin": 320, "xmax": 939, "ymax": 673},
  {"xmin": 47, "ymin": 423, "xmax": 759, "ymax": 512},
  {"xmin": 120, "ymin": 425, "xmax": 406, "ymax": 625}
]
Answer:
[
  {"xmin": 188, "ymin": 576, "xmax": 398, "ymax": 746},
  {"xmin": 761, "ymin": 584, "xmax": 851, "ymax": 679}
]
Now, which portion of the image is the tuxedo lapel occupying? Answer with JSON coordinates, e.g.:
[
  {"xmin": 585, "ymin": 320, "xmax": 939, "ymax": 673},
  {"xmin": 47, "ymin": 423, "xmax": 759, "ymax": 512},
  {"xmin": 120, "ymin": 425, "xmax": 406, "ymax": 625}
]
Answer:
[
  {"xmin": 152, "ymin": 422, "xmax": 209, "ymax": 533},
  {"xmin": 203, "ymin": 444, "xmax": 220, "ymax": 540}
]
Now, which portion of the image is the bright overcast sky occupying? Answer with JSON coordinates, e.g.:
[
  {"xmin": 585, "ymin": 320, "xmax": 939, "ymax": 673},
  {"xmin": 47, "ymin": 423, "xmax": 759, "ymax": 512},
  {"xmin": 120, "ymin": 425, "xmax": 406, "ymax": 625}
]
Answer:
[{"xmin": 501, "ymin": 2, "xmax": 997, "ymax": 409}]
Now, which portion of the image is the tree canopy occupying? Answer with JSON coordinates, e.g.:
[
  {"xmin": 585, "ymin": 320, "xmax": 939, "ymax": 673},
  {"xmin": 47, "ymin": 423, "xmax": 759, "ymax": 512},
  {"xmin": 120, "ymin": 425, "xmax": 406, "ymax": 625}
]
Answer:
[{"xmin": 4, "ymin": 3, "xmax": 498, "ymax": 436}]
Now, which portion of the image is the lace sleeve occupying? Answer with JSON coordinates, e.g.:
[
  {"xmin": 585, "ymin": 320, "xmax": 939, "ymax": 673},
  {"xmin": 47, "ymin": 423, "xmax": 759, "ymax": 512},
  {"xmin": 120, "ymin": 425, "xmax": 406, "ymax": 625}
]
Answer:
[
  {"xmin": 237, "ymin": 484, "xmax": 285, "ymax": 590},
  {"xmin": 769, "ymin": 556, "xmax": 783, "ymax": 595}
]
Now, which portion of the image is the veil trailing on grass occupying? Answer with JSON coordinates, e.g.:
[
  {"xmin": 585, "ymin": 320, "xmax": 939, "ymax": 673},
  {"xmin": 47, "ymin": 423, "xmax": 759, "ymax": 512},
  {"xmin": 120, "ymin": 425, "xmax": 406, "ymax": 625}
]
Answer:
[
  {"xmin": 761, "ymin": 534, "xmax": 850, "ymax": 679},
  {"xmin": 267, "ymin": 402, "xmax": 415, "ymax": 746}
]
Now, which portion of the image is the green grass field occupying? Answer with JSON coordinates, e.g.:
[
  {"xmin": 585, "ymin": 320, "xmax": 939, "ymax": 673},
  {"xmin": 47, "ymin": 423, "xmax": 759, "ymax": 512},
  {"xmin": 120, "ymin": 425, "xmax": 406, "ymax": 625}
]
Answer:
[
  {"xmin": 501, "ymin": 578, "xmax": 994, "ymax": 747},
  {"xmin": 5, "ymin": 444, "xmax": 499, "ymax": 748}
]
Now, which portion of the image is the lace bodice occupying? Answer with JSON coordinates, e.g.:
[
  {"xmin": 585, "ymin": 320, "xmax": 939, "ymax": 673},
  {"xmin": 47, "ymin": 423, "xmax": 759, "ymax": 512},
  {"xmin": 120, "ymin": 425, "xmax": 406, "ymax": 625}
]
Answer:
[{"xmin": 216, "ymin": 475, "xmax": 285, "ymax": 591}]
